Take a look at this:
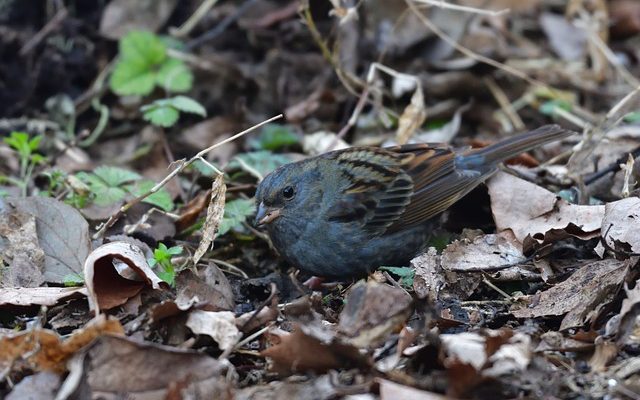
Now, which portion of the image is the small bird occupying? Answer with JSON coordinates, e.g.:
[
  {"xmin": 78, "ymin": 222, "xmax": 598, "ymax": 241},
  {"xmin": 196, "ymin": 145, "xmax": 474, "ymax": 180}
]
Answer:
[{"xmin": 255, "ymin": 125, "xmax": 573, "ymax": 279}]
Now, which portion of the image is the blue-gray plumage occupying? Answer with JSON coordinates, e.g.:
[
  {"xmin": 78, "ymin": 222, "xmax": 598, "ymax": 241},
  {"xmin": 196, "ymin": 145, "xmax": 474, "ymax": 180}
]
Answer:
[{"xmin": 254, "ymin": 125, "xmax": 574, "ymax": 278}]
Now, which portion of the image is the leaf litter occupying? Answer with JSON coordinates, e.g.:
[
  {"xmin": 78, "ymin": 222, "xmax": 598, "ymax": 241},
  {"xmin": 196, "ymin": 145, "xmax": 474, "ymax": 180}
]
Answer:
[{"xmin": 2, "ymin": 0, "xmax": 640, "ymax": 399}]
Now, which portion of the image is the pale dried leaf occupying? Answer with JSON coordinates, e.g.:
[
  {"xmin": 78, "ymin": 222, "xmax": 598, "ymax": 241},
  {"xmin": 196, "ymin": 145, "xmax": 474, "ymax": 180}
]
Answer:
[
  {"xmin": 193, "ymin": 174, "xmax": 226, "ymax": 266},
  {"xmin": 99, "ymin": 0, "xmax": 178, "ymax": 39},
  {"xmin": 0, "ymin": 287, "xmax": 87, "ymax": 308},
  {"xmin": 186, "ymin": 310, "xmax": 242, "ymax": 351},
  {"xmin": 396, "ymin": 84, "xmax": 427, "ymax": 145}
]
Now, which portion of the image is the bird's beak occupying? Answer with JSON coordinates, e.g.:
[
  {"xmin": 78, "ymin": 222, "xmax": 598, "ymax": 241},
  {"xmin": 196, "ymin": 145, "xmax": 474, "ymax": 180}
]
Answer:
[{"xmin": 255, "ymin": 202, "xmax": 282, "ymax": 226}]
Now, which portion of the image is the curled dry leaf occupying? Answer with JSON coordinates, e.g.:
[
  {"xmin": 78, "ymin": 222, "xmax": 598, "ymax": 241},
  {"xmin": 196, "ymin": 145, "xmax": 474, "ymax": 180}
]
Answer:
[
  {"xmin": 510, "ymin": 259, "xmax": 628, "ymax": 330},
  {"xmin": 0, "ymin": 287, "xmax": 87, "ymax": 308},
  {"xmin": 487, "ymin": 172, "xmax": 604, "ymax": 247},
  {"xmin": 596, "ymin": 197, "xmax": 640, "ymax": 257},
  {"xmin": 0, "ymin": 315, "xmax": 123, "ymax": 373},
  {"xmin": 193, "ymin": 174, "xmax": 226, "ymax": 266},
  {"xmin": 186, "ymin": 310, "xmax": 242, "ymax": 352},
  {"xmin": 337, "ymin": 281, "xmax": 413, "ymax": 348},
  {"xmin": 6, "ymin": 196, "xmax": 91, "ymax": 284},
  {"xmin": 84, "ymin": 241, "xmax": 166, "ymax": 313}
]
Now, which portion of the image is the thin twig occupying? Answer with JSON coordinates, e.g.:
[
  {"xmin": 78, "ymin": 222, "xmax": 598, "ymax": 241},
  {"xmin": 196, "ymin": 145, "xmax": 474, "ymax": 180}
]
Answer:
[
  {"xmin": 187, "ymin": 0, "xmax": 259, "ymax": 50},
  {"xmin": 170, "ymin": 0, "xmax": 220, "ymax": 38},
  {"xmin": 93, "ymin": 114, "xmax": 283, "ymax": 239},
  {"xmin": 413, "ymin": 0, "xmax": 510, "ymax": 17},
  {"xmin": 19, "ymin": 7, "xmax": 68, "ymax": 56}
]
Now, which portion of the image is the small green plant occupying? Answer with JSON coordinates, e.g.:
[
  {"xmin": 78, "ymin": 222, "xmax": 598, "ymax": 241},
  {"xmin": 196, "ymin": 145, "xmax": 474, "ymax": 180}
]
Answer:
[
  {"xmin": 379, "ymin": 266, "xmax": 415, "ymax": 290},
  {"xmin": 109, "ymin": 31, "xmax": 207, "ymax": 129},
  {"xmin": 3, "ymin": 131, "xmax": 46, "ymax": 195},
  {"xmin": 63, "ymin": 272, "xmax": 85, "ymax": 287},
  {"xmin": 141, "ymin": 96, "xmax": 206, "ymax": 127},
  {"xmin": 248, "ymin": 124, "xmax": 299, "ymax": 151},
  {"xmin": 148, "ymin": 243, "xmax": 183, "ymax": 286},
  {"xmin": 76, "ymin": 166, "xmax": 174, "ymax": 211},
  {"xmin": 218, "ymin": 198, "xmax": 256, "ymax": 236},
  {"xmin": 110, "ymin": 31, "xmax": 193, "ymax": 96}
]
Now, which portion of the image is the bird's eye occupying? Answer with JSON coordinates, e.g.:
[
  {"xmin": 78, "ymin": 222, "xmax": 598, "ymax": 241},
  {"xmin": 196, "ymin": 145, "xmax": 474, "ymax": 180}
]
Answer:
[{"xmin": 282, "ymin": 185, "xmax": 295, "ymax": 200}]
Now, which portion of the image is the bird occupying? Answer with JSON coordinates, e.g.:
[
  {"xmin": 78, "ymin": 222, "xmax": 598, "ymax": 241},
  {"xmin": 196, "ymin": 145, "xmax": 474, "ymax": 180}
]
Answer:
[{"xmin": 254, "ymin": 125, "xmax": 574, "ymax": 279}]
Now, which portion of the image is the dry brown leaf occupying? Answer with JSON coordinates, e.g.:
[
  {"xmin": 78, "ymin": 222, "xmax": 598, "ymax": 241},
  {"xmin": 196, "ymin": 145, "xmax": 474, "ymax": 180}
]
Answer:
[
  {"xmin": 84, "ymin": 334, "xmax": 230, "ymax": 398},
  {"xmin": 441, "ymin": 231, "xmax": 526, "ymax": 272},
  {"xmin": 5, "ymin": 371, "xmax": 61, "ymax": 400},
  {"xmin": 175, "ymin": 264, "xmax": 235, "ymax": 311},
  {"xmin": 0, "ymin": 287, "xmax": 87, "ymax": 308},
  {"xmin": 487, "ymin": 172, "xmax": 604, "ymax": 245},
  {"xmin": 337, "ymin": 281, "xmax": 413, "ymax": 348},
  {"xmin": 0, "ymin": 315, "xmax": 124, "ymax": 373},
  {"xmin": 193, "ymin": 174, "xmax": 226, "ymax": 266},
  {"xmin": 261, "ymin": 323, "xmax": 368, "ymax": 375},
  {"xmin": 510, "ymin": 259, "xmax": 628, "ymax": 330},
  {"xmin": 84, "ymin": 241, "xmax": 166, "ymax": 313}
]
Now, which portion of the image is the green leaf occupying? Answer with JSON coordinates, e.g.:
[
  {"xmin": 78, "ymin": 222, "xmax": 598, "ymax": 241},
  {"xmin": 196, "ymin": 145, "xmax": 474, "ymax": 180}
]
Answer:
[
  {"xmin": 141, "ymin": 96, "xmax": 206, "ymax": 128},
  {"xmin": 110, "ymin": 31, "xmax": 167, "ymax": 96},
  {"xmin": 156, "ymin": 58, "xmax": 194, "ymax": 93},
  {"xmin": 539, "ymin": 99, "xmax": 572, "ymax": 116},
  {"xmin": 63, "ymin": 273, "xmax": 85, "ymax": 286},
  {"xmin": 379, "ymin": 266, "xmax": 415, "ymax": 288},
  {"xmin": 119, "ymin": 31, "xmax": 166, "ymax": 65},
  {"xmin": 228, "ymin": 151, "xmax": 293, "ymax": 177},
  {"xmin": 218, "ymin": 198, "xmax": 256, "ymax": 236},
  {"xmin": 624, "ymin": 111, "xmax": 640, "ymax": 123},
  {"xmin": 110, "ymin": 61, "xmax": 157, "ymax": 96},
  {"xmin": 142, "ymin": 104, "xmax": 180, "ymax": 127},
  {"xmin": 250, "ymin": 124, "xmax": 299, "ymax": 150},
  {"xmin": 165, "ymin": 96, "xmax": 206, "ymax": 116},
  {"xmin": 126, "ymin": 180, "xmax": 174, "ymax": 211},
  {"xmin": 93, "ymin": 166, "xmax": 141, "ymax": 187}
]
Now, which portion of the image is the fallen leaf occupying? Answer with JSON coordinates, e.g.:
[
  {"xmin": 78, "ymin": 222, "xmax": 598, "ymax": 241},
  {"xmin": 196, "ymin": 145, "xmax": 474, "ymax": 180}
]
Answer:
[
  {"xmin": 5, "ymin": 371, "xmax": 61, "ymax": 400},
  {"xmin": 84, "ymin": 241, "xmax": 166, "ymax": 313},
  {"xmin": 175, "ymin": 264, "xmax": 235, "ymax": 311},
  {"xmin": 186, "ymin": 310, "xmax": 242, "ymax": 351},
  {"xmin": 441, "ymin": 231, "xmax": 526, "ymax": 272},
  {"xmin": 338, "ymin": 281, "xmax": 413, "ymax": 348},
  {"xmin": 0, "ymin": 287, "xmax": 87, "ymax": 308},
  {"xmin": 377, "ymin": 378, "xmax": 452, "ymax": 399},
  {"xmin": 487, "ymin": 172, "xmax": 604, "ymax": 246},
  {"xmin": 6, "ymin": 196, "xmax": 91, "ymax": 284},
  {"xmin": 0, "ymin": 315, "xmax": 123, "ymax": 373},
  {"xmin": 83, "ymin": 335, "xmax": 230, "ymax": 398},
  {"xmin": 193, "ymin": 174, "xmax": 226, "ymax": 266},
  {"xmin": 597, "ymin": 197, "xmax": 640, "ymax": 257},
  {"xmin": 510, "ymin": 259, "xmax": 628, "ymax": 330}
]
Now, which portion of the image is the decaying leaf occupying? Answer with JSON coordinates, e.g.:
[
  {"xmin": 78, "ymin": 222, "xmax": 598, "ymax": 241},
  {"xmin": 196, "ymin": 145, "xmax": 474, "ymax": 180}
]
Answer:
[
  {"xmin": 0, "ymin": 287, "xmax": 87, "ymax": 308},
  {"xmin": 377, "ymin": 378, "xmax": 453, "ymax": 400},
  {"xmin": 597, "ymin": 197, "xmax": 640, "ymax": 257},
  {"xmin": 99, "ymin": 0, "xmax": 178, "ymax": 39},
  {"xmin": 441, "ymin": 231, "xmax": 526, "ymax": 272},
  {"xmin": 261, "ymin": 323, "xmax": 368, "ymax": 375},
  {"xmin": 5, "ymin": 196, "xmax": 91, "ymax": 284},
  {"xmin": 487, "ymin": 172, "xmax": 604, "ymax": 249},
  {"xmin": 0, "ymin": 315, "xmax": 123, "ymax": 373},
  {"xmin": 338, "ymin": 281, "xmax": 412, "ymax": 348},
  {"xmin": 186, "ymin": 310, "xmax": 242, "ymax": 351},
  {"xmin": 175, "ymin": 264, "xmax": 235, "ymax": 311},
  {"xmin": 396, "ymin": 82, "xmax": 427, "ymax": 145},
  {"xmin": 82, "ymin": 334, "xmax": 230, "ymax": 398},
  {"xmin": 84, "ymin": 241, "xmax": 166, "ymax": 313},
  {"xmin": 511, "ymin": 259, "xmax": 628, "ymax": 330},
  {"xmin": 193, "ymin": 174, "xmax": 226, "ymax": 266}
]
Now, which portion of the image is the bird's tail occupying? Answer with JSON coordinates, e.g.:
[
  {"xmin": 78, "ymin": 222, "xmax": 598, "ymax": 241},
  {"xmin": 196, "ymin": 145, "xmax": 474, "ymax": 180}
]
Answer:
[{"xmin": 458, "ymin": 124, "xmax": 575, "ymax": 169}]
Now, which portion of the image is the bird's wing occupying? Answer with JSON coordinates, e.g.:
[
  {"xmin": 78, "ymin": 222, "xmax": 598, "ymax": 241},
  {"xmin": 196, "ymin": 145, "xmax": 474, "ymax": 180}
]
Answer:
[
  {"xmin": 384, "ymin": 143, "xmax": 495, "ymax": 232},
  {"xmin": 322, "ymin": 147, "xmax": 415, "ymax": 234}
]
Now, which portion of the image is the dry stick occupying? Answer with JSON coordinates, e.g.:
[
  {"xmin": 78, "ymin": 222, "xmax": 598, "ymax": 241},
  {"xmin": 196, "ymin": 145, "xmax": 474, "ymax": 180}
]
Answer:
[
  {"xmin": 170, "ymin": 0, "xmax": 220, "ymax": 38},
  {"xmin": 19, "ymin": 6, "xmax": 68, "ymax": 56},
  {"xmin": 413, "ymin": 0, "xmax": 509, "ymax": 16},
  {"xmin": 405, "ymin": 0, "xmax": 552, "ymax": 92},
  {"xmin": 93, "ymin": 114, "xmax": 283, "ymax": 239},
  {"xmin": 484, "ymin": 77, "xmax": 525, "ymax": 131}
]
